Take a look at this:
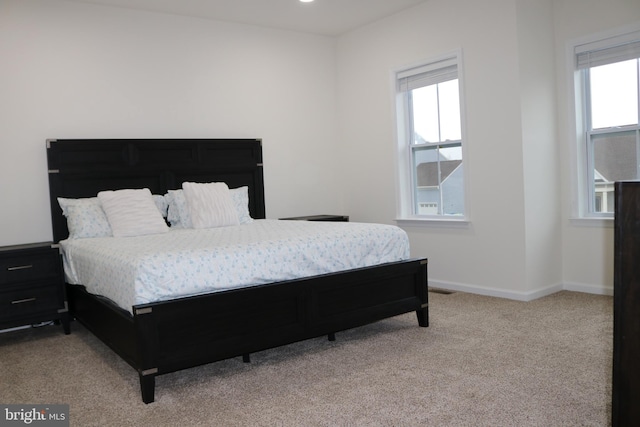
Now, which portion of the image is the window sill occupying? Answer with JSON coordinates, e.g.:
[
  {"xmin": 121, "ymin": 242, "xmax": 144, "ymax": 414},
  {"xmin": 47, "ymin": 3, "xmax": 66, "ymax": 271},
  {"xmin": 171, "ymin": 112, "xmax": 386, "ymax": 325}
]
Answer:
[
  {"xmin": 395, "ymin": 217, "xmax": 470, "ymax": 229},
  {"xmin": 569, "ymin": 217, "xmax": 614, "ymax": 228}
]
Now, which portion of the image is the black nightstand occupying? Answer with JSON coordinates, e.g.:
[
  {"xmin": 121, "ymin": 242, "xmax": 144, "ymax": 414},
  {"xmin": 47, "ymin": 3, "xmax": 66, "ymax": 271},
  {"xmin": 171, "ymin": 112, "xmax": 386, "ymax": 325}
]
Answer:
[
  {"xmin": 280, "ymin": 214, "xmax": 349, "ymax": 222},
  {"xmin": 0, "ymin": 242, "xmax": 70, "ymax": 334}
]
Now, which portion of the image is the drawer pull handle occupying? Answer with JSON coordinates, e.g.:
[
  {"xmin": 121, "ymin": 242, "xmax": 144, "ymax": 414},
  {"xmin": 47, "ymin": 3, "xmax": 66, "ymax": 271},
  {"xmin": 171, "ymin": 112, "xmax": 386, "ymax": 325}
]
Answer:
[
  {"xmin": 11, "ymin": 297, "xmax": 37, "ymax": 304},
  {"xmin": 7, "ymin": 264, "xmax": 33, "ymax": 271}
]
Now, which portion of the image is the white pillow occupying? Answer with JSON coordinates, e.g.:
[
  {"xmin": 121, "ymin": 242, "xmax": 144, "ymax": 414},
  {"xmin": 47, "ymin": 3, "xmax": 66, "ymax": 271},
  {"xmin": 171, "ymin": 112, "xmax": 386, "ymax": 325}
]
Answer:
[
  {"xmin": 152, "ymin": 194, "xmax": 169, "ymax": 218},
  {"xmin": 182, "ymin": 182, "xmax": 240, "ymax": 229},
  {"xmin": 167, "ymin": 186, "xmax": 253, "ymax": 228},
  {"xmin": 166, "ymin": 189, "xmax": 192, "ymax": 228},
  {"xmin": 97, "ymin": 188, "xmax": 169, "ymax": 237},
  {"xmin": 230, "ymin": 186, "xmax": 254, "ymax": 225},
  {"xmin": 57, "ymin": 197, "xmax": 112, "ymax": 239}
]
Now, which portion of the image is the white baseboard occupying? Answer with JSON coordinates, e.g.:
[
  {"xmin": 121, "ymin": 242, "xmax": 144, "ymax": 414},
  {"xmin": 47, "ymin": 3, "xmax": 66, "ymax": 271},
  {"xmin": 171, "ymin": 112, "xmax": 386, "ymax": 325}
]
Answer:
[
  {"xmin": 429, "ymin": 279, "xmax": 612, "ymax": 301},
  {"xmin": 563, "ymin": 281, "xmax": 613, "ymax": 296}
]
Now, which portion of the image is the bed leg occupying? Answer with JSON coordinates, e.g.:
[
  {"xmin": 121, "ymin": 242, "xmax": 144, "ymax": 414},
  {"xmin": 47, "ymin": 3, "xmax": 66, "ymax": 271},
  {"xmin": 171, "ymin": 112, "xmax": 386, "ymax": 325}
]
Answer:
[
  {"xmin": 328, "ymin": 333, "xmax": 336, "ymax": 341},
  {"xmin": 243, "ymin": 354, "xmax": 251, "ymax": 363},
  {"xmin": 60, "ymin": 312, "xmax": 71, "ymax": 335},
  {"xmin": 139, "ymin": 371, "xmax": 156, "ymax": 404},
  {"xmin": 416, "ymin": 305, "xmax": 429, "ymax": 327}
]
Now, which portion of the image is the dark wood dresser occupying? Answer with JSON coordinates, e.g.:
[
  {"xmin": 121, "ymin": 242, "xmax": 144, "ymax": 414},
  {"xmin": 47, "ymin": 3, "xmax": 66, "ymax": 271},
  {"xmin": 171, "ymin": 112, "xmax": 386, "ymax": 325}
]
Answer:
[
  {"xmin": 0, "ymin": 242, "xmax": 70, "ymax": 334},
  {"xmin": 613, "ymin": 181, "xmax": 640, "ymax": 426}
]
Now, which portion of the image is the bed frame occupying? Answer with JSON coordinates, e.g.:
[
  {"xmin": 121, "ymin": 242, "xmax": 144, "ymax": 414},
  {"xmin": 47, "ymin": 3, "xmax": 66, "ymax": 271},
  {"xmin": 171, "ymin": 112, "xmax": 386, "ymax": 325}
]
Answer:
[{"xmin": 46, "ymin": 138, "xmax": 429, "ymax": 403}]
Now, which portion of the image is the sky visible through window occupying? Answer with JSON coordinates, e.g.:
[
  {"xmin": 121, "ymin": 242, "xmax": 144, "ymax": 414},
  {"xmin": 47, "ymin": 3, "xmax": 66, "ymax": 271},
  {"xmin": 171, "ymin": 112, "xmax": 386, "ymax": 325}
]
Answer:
[
  {"xmin": 411, "ymin": 79, "xmax": 461, "ymax": 162},
  {"xmin": 590, "ymin": 59, "xmax": 639, "ymax": 129}
]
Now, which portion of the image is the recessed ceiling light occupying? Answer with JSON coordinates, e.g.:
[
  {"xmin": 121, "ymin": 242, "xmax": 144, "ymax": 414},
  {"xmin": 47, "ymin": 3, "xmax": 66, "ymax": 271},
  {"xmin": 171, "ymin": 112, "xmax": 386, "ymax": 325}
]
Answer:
[{"xmin": 299, "ymin": 0, "xmax": 314, "ymax": 3}]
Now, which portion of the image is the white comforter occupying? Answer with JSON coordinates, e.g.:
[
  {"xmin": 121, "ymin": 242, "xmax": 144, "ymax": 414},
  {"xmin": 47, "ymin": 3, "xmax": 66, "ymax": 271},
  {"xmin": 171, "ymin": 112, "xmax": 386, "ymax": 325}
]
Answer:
[{"xmin": 60, "ymin": 219, "xmax": 410, "ymax": 313}]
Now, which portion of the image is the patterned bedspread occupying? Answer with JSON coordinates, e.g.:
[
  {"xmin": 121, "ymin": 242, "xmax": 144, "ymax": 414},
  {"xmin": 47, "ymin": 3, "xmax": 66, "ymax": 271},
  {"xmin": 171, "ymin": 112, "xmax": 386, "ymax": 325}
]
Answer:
[{"xmin": 60, "ymin": 219, "xmax": 410, "ymax": 313}]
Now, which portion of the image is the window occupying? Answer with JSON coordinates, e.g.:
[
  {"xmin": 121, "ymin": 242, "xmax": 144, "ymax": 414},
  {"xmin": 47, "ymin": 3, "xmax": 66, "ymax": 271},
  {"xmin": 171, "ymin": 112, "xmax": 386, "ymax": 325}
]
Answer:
[
  {"xmin": 575, "ymin": 31, "xmax": 640, "ymax": 217},
  {"xmin": 395, "ymin": 54, "xmax": 466, "ymax": 219}
]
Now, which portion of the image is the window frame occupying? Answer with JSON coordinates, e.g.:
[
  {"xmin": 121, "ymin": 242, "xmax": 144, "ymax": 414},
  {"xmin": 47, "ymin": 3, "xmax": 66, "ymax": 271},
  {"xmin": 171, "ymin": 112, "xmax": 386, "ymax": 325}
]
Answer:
[{"xmin": 393, "ymin": 50, "xmax": 469, "ymax": 226}]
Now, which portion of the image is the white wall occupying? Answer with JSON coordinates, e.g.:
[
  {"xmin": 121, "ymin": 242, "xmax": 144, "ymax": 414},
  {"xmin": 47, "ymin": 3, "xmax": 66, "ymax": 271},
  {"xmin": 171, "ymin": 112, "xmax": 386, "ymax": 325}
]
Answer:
[
  {"xmin": 336, "ymin": 0, "xmax": 563, "ymax": 299},
  {"xmin": 3, "ymin": 0, "xmax": 639, "ymax": 298},
  {"xmin": 336, "ymin": 0, "xmax": 639, "ymax": 298},
  {"xmin": 553, "ymin": 0, "xmax": 640, "ymax": 293},
  {"xmin": 515, "ymin": 0, "xmax": 562, "ymax": 294},
  {"xmin": 0, "ymin": 0, "xmax": 342, "ymax": 246}
]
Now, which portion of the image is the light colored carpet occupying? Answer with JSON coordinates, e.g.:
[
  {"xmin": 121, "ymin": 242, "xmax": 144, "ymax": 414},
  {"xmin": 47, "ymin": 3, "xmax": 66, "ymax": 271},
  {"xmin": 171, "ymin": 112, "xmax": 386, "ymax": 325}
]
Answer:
[{"xmin": 0, "ymin": 291, "xmax": 612, "ymax": 426}]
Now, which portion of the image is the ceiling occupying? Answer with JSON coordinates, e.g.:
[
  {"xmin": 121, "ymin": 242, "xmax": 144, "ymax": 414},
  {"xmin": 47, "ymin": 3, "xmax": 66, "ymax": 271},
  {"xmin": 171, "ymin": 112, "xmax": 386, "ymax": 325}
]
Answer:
[{"xmin": 66, "ymin": 0, "xmax": 428, "ymax": 36}]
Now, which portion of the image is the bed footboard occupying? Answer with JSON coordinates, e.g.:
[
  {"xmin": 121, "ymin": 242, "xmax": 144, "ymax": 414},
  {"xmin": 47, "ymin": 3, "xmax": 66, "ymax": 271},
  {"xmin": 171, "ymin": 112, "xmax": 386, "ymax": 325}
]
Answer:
[{"xmin": 70, "ymin": 258, "xmax": 428, "ymax": 403}]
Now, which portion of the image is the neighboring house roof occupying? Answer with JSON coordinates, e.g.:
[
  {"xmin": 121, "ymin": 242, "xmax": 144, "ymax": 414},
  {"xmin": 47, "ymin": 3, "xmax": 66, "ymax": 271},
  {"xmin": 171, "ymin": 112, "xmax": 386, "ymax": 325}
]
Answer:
[
  {"xmin": 594, "ymin": 133, "xmax": 637, "ymax": 182},
  {"xmin": 416, "ymin": 160, "xmax": 462, "ymax": 187}
]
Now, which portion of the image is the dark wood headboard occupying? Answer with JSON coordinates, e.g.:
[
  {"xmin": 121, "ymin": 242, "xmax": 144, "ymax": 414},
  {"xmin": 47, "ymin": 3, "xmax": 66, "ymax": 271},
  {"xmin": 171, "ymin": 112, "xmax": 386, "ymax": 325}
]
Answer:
[{"xmin": 47, "ymin": 138, "xmax": 265, "ymax": 242}]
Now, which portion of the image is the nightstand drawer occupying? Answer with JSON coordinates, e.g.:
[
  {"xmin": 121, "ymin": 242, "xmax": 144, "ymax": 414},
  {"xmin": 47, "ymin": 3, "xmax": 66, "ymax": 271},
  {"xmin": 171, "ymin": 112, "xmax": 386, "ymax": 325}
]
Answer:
[
  {"xmin": 0, "ymin": 283, "xmax": 62, "ymax": 317},
  {"xmin": 0, "ymin": 252, "xmax": 61, "ymax": 286}
]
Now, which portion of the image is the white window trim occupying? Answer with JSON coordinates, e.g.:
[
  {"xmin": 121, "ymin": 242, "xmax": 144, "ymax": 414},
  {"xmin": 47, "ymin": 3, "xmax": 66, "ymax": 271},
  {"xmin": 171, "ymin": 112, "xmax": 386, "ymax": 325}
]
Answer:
[
  {"xmin": 566, "ymin": 23, "xmax": 640, "ymax": 225},
  {"xmin": 391, "ymin": 49, "xmax": 470, "ymax": 227},
  {"xmin": 395, "ymin": 217, "xmax": 471, "ymax": 229}
]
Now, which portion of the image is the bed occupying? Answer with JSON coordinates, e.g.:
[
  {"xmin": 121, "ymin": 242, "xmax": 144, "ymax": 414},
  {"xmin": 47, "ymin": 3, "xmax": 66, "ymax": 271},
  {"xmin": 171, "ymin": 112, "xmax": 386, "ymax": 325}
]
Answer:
[{"xmin": 46, "ymin": 138, "xmax": 429, "ymax": 403}]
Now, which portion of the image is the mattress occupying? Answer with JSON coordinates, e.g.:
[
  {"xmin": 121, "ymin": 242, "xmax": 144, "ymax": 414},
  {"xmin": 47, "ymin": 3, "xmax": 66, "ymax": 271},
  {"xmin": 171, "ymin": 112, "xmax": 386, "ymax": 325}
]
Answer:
[{"xmin": 60, "ymin": 219, "xmax": 410, "ymax": 313}]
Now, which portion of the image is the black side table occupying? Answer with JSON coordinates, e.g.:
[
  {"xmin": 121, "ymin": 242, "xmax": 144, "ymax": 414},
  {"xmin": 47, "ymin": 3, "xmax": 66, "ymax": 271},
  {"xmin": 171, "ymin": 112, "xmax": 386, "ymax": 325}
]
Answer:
[
  {"xmin": 0, "ymin": 242, "xmax": 70, "ymax": 334},
  {"xmin": 280, "ymin": 215, "xmax": 349, "ymax": 222}
]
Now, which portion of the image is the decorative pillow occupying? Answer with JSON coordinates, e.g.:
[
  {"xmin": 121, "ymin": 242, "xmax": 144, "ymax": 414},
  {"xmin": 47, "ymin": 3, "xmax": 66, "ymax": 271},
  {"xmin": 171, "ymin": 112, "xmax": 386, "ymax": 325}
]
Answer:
[
  {"xmin": 230, "ymin": 186, "xmax": 254, "ymax": 225},
  {"xmin": 153, "ymin": 194, "xmax": 169, "ymax": 218},
  {"xmin": 166, "ymin": 189, "xmax": 192, "ymax": 228},
  {"xmin": 182, "ymin": 182, "xmax": 240, "ymax": 229},
  {"xmin": 97, "ymin": 188, "xmax": 169, "ymax": 237},
  {"xmin": 166, "ymin": 186, "xmax": 253, "ymax": 228},
  {"xmin": 57, "ymin": 197, "xmax": 112, "ymax": 239}
]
